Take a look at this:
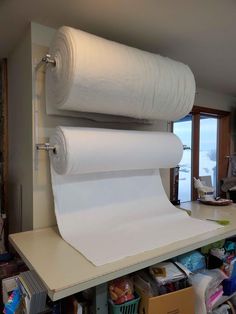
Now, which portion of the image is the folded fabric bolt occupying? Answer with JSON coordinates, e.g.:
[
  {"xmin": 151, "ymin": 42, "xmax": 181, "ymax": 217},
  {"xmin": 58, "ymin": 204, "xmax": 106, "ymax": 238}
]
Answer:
[
  {"xmin": 191, "ymin": 269, "xmax": 227, "ymax": 314},
  {"xmin": 207, "ymin": 286, "xmax": 223, "ymax": 309},
  {"xmin": 210, "ymin": 248, "xmax": 226, "ymax": 260},
  {"xmin": 191, "ymin": 272, "xmax": 212, "ymax": 314},
  {"xmin": 201, "ymin": 240, "xmax": 226, "ymax": 255},
  {"xmin": 212, "ymin": 304, "xmax": 231, "ymax": 314},
  {"xmin": 176, "ymin": 250, "xmax": 206, "ymax": 272}
]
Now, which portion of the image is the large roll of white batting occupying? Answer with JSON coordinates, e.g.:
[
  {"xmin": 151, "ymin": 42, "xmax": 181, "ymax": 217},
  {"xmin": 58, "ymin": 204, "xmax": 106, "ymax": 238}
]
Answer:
[
  {"xmin": 49, "ymin": 127, "xmax": 183, "ymax": 175},
  {"xmin": 46, "ymin": 26, "xmax": 195, "ymax": 121}
]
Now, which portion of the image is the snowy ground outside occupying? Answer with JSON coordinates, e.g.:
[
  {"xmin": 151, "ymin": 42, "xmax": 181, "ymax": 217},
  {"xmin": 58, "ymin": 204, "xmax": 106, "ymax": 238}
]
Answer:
[{"xmin": 178, "ymin": 150, "xmax": 216, "ymax": 202}]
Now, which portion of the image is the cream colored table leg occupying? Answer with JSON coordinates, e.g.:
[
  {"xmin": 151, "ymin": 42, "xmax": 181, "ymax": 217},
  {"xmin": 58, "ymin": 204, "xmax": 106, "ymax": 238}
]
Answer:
[{"xmin": 92, "ymin": 283, "xmax": 108, "ymax": 314}]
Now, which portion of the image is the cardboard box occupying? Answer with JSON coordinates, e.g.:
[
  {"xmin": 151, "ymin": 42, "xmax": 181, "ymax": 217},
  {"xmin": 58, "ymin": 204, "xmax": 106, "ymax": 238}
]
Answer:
[{"xmin": 136, "ymin": 286, "xmax": 195, "ymax": 314}]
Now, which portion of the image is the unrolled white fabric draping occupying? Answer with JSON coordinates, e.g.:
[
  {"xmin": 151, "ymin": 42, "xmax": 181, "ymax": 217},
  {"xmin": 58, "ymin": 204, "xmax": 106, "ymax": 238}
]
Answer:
[
  {"xmin": 50, "ymin": 127, "xmax": 221, "ymax": 266},
  {"xmin": 46, "ymin": 26, "xmax": 196, "ymax": 121}
]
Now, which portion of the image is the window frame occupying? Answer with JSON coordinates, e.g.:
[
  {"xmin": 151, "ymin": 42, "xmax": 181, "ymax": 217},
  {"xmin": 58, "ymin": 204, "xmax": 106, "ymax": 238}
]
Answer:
[{"xmin": 171, "ymin": 106, "xmax": 231, "ymax": 201}]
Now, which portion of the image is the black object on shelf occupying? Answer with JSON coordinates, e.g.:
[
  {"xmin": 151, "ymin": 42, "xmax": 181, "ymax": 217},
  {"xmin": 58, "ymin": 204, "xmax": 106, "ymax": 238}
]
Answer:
[
  {"xmin": 229, "ymin": 190, "xmax": 236, "ymax": 203},
  {"xmin": 171, "ymin": 200, "xmax": 181, "ymax": 205},
  {"xmin": 171, "ymin": 166, "xmax": 180, "ymax": 205}
]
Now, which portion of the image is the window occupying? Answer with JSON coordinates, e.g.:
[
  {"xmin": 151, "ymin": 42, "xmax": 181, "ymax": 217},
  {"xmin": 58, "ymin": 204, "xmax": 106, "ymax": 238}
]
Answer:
[
  {"xmin": 171, "ymin": 106, "xmax": 230, "ymax": 202},
  {"xmin": 199, "ymin": 115, "xmax": 218, "ymax": 190},
  {"xmin": 173, "ymin": 115, "xmax": 192, "ymax": 202}
]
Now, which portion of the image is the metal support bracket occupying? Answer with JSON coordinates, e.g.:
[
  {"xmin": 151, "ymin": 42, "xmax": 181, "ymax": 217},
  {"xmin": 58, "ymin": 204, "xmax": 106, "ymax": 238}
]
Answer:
[
  {"xmin": 91, "ymin": 283, "xmax": 108, "ymax": 314},
  {"xmin": 41, "ymin": 54, "xmax": 56, "ymax": 66},
  {"xmin": 36, "ymin": 143, "xmax": 56, "ymax": 154}
]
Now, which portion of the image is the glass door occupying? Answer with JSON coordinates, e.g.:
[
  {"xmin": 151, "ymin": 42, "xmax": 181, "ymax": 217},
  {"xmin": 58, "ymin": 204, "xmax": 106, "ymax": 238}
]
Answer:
[
  {"xmin": 173, "ymin": 115, "xmax": 192, "ymax": 202},
  {"xmin": 199, "ymin": 115, "xmax": 218, "ymax": 191},
  {"xmin": 173, "ymin": 113, "xmax": 219, "ymax": 202}
]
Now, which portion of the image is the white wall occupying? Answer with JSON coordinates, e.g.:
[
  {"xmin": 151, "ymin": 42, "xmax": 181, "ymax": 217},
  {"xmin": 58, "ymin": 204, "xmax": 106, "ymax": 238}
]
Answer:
[
  {"xmin": 195, "ymin": 87, "xmax": 235, "ymax": 112},
  {"xmin": 8, "ymin": 26, "xmax": 33, "ymax": 232},
  {"xmin": 195, "ymin": 87, "xmax": 236, "ymax": 152}
]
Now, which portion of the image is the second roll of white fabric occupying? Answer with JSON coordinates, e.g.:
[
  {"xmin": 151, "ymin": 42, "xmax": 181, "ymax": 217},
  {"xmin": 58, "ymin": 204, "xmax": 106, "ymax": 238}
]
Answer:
[
  {"xmin": 46, "ymin": 26, "xmax": 196, "ymax": 121},
  {"xmin": 50, "ymin": 127, "xmax": 183, "ymax": 175},
  {"xmin": 49, "ymin": 127, "xmax": 222, "ymax": 266}
]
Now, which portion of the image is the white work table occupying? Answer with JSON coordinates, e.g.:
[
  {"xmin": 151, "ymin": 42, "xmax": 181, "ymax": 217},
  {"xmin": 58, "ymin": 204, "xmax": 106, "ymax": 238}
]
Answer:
[{"xmin": 9, "ymin": 202, "xmax": 236, "ymax": 302}]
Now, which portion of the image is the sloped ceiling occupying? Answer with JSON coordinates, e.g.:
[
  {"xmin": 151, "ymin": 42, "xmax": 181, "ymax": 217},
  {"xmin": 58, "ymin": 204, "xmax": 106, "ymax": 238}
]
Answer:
[{"xmin": 0, "ymin": 0, "xmax": 236, "ymax": 96}]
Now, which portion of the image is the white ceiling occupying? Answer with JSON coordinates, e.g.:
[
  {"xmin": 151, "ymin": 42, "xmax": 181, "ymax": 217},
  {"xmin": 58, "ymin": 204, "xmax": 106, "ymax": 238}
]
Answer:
[{"xmin": 0, "ymin": 0, "xmax": 236, "ymax": 96}]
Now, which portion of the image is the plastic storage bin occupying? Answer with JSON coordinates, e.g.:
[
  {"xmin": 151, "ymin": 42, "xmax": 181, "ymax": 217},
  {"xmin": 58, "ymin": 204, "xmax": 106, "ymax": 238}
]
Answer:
[{"xmin": 108, "ymin": 294, "xmax": 140, "ymax": 314}]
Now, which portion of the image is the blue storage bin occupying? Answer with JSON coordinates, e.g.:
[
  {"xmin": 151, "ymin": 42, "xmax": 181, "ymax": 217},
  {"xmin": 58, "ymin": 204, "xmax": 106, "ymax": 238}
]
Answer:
[{"xmin": 223, "ymin": 276, "xmax": 236, "ymax": 296}]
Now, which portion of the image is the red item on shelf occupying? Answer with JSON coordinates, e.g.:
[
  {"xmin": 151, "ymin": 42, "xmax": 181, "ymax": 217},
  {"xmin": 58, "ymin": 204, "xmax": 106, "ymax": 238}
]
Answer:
[{"xmin": 109, "ymin": 277, "xmax": 135, "ymax": 305}]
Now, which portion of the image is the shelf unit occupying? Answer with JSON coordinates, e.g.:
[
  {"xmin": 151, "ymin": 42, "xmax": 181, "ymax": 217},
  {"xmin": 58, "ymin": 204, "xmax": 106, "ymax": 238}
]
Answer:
[{"xmin": 9, "ymin": 202, "xmax": 236, "ymax": 312}]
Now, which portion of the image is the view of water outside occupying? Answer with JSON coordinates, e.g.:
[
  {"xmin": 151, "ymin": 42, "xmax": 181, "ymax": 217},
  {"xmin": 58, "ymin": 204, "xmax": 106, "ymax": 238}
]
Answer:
[{"xmin": 174, "ymin": 115, "xmax": 218, "ymax": 202}]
